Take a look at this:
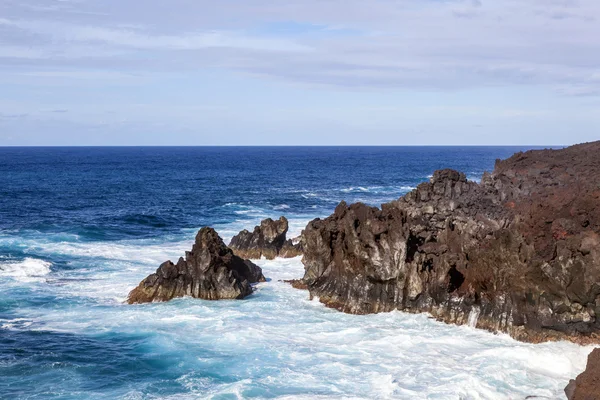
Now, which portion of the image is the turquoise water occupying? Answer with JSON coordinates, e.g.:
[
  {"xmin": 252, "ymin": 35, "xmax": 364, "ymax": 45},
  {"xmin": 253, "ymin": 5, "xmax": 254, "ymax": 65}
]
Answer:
[{"xmin": 0, "ymin": 147, "xmax": 592, "ymax": 399}]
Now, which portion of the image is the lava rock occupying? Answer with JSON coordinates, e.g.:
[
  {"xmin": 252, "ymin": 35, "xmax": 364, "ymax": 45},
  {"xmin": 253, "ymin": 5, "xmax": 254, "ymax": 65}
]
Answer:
[
  {"xmin": 300, "ymin": 141, "xmax": 600, "ymax": 343},
  {"xmin": 128, "ymin": 227, "xmax": 265, "ymax": 304},
  {"xmin": 229, "ymin": 216, "xmax": 302, "ymax": 259}
]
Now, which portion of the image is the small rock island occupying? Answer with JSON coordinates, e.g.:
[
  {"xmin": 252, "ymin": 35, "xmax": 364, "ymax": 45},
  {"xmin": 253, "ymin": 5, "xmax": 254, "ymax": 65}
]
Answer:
[
  {"xmin": 128, "ymin": 227, "xmax": 265, "ymax": 304},
  {"xmin": 229, "ymin": 216, "xmax": 302, "ymax": 259}
]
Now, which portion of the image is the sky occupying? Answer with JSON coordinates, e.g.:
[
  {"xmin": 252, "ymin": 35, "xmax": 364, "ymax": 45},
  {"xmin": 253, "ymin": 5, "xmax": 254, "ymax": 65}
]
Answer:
[{"xmin": 1, "ymin": 0, "xmax": 599, "ymax": 146}]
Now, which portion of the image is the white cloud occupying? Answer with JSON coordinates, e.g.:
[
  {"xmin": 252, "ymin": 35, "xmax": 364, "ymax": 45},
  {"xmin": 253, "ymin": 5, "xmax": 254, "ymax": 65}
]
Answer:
[{"xmin": 0, "ymin": 0, "xmax": 599, "ymax": 93}]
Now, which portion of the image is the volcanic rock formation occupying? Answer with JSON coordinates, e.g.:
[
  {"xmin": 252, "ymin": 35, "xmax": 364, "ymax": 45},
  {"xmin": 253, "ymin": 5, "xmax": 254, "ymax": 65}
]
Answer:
[
  {"xmin": 565, "ymin": 348, "xmax": 600, "ymax": 400},
  {"xmin": 300, "ymin": 142, "xmax": 600, "ymax": 343},
  {"xmin": 230, "ymin": 216, "xmax": 302, "ymax": 259},
  {"xmin": 128, "ymin": 227, "xmax": 265, "ymax": 304}
]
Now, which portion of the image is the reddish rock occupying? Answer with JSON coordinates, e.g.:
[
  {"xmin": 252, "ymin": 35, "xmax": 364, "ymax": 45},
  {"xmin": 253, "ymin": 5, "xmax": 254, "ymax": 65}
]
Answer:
[{"xmin": 566, "ymin": 348, "xmax": 600, "ymax": 400}]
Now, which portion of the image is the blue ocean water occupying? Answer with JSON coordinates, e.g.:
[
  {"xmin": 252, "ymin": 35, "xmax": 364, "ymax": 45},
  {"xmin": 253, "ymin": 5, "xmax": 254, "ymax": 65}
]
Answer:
[{"xmin": 0, "ymin": 147, "xmax": 591, "ymax": 399}]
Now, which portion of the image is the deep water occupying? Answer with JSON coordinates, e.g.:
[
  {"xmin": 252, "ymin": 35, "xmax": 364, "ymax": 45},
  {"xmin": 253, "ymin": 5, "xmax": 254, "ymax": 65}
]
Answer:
[{"xmin": 0, "ymin": 147, "xmax": 592, "ymax": 399}]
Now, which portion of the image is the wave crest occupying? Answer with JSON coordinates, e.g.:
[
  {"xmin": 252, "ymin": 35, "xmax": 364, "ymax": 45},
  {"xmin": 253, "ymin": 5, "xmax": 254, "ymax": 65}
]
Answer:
[{"xmin": 0, "ymin": 258, "xmax": 52, "ymax": 281}]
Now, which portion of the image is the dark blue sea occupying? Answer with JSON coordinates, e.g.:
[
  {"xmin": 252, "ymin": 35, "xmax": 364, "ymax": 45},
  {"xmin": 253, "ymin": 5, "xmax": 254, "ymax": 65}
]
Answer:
[{"xmin": 0, "ymin": 147, "xmax": 590, "ymax": 399}]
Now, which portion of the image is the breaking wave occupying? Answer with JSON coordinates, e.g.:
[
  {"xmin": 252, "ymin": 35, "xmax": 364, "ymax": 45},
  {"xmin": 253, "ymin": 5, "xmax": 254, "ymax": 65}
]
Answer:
[{"xmin": 0, "ymin": 258, "xmax": 52, "ymax": 282}]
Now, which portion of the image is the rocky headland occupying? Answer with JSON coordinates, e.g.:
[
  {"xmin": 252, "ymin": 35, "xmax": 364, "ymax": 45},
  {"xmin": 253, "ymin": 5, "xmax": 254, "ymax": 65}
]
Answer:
[
  {"xmin": 229, "ymin": 216, "xmax": 302, "ymax": 260},
  {"xmin": 128, "ymin": 227, "xmax": 265, "ymax": 304},
  {"xmin": 299, "ymin": 141, "xmax": 600, "ymax": 344}
]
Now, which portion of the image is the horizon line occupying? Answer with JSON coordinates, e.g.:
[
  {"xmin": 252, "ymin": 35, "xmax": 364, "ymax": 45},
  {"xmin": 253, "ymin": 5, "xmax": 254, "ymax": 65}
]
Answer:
[{"xmin": 0, "ymin": 144, "xmax": 566, "ymax": 148}]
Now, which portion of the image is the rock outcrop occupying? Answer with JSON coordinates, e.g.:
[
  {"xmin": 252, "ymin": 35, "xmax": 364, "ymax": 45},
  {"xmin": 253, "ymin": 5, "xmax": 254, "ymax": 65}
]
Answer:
[
  {"xmin": 128, "ymin": 227, "xmax": 265, "ymax": 304},
  {"xmin": 229, "ymin": 216, "xmax": 302, "ymax": 259},
  {"xmin": 565, "ymin": 348, "xmax": 600, "ymax": 400},
  {"xmin": 300, "ymin": 142, "xmax": 600, "ymax": 343}
]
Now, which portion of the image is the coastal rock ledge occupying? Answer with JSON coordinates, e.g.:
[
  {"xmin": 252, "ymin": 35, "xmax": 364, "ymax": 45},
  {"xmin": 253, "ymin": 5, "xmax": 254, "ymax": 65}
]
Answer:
[
  {"xmin": 300, "ymin": 141, "xmax": 600, "ymax": 343},
  {"xmin": 229, "ymin": 216, "xmax": 302, "ymax": 260},
  {"xmin": 128, "ymin": 227, "xmax": 265, "ymax": 304}
]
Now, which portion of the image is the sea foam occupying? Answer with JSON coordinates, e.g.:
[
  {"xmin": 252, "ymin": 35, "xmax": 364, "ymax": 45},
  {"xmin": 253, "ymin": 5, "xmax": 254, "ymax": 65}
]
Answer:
[
  {"xmin": 4, "ymin": 250, "xmax": 593, "ymax": 399},
  {"xmin": 0, "ymin": 258, "xmax": 52, "ymax": 282}
]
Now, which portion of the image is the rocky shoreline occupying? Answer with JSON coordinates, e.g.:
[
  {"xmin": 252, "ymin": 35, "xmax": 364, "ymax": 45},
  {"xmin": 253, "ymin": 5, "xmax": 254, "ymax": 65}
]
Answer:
[
  {"xmin": 129, "ymin": 142, "xmax": 600, "ymax": 344},
  {"xmin": 299, "ymin": 142, "xmax": 600, "ymax": 345},
  {"xmin": 127, "ymin": 142, "xmax": 600, "ymax": 397}
]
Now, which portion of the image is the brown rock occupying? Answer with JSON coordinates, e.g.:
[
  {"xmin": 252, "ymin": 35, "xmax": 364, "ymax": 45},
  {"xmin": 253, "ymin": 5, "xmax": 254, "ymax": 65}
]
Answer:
[
  {"xmin": 229, "ymin": 216, "xmax": 302, "ymax": 259},
  {"xmin": 300, "ymin": 141, "xmax": 600, "ymax": 343},
  {"xmin": 128, "ymin": 227, "xmax": 265, "ymax": 304},
  {"xmin": 566, "ymin": 348, "xmax": 600, "ymax": 400}
]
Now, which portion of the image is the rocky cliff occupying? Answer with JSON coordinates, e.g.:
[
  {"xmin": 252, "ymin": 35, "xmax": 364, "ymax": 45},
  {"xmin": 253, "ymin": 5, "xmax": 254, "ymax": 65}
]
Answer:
[
  {"xmin": 300, "ymin": 142, "xmax": 600, "ymax": 343},
  {"xmin": 128, "ymin": 227, "xmax": 265, "ymax": 304},
  {"xmin": 230, "ymin": 216, "xmax": 302, "ymax": 259}
]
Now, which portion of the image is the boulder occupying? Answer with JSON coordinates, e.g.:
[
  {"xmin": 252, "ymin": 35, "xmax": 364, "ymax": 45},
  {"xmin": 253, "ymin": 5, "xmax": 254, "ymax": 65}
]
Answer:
[
  {"xmin": 566, "ymin": 348, "xmax": 600, "ymax": 400},
  {"xmin": 299, "ymin": 141, "xmax": 600, "ymax": 343},
  {"xmin": 128, "ymin": 227, "xmax": 265, "ymax": 304},
  {"xmin": 229, "ymin": 216, "xmax": 302, "ymax": 259}
]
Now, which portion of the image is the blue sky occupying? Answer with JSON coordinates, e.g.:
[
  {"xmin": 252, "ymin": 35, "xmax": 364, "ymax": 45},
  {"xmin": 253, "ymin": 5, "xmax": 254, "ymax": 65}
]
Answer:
[{"xmin": 1, "ymin": 0, "xmax": 599, "ymax": 145}]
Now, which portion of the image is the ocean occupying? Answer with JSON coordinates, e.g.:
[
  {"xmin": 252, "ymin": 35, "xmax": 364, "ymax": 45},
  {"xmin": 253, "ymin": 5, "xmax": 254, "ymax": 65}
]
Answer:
[{"xmin": 0, "ymin": 147, "xmax": 592, "ymax": 399}]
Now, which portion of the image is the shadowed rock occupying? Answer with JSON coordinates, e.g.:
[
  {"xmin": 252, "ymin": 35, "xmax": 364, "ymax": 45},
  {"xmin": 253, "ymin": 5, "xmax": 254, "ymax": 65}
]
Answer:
[
  {"xmin": 299, "ymin": 142, "xmax": 600, "ymax": 343},
  {"xmin": 565, "ymin": 348, "xmax": 600, "ymax": 400},
  {"xmin": 229, "ymin": 216, "xmax": 302, "ymax": 259},
  {"xmin": 128, "ymin": 227, "xmax": 265, "ymax": 304}
]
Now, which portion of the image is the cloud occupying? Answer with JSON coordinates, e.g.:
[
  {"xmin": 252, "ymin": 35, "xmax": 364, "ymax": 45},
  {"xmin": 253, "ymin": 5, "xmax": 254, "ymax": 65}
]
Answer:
[{"xmin": 0, "ymin": 0, "xmax": 599, "ymax": 95}]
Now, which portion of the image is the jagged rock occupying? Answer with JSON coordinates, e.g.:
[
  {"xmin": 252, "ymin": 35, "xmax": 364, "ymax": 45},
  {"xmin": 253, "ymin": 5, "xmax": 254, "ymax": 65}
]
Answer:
[
  {"xmin": 299, "ymin": 142, "xmax": 600, "ymax": 343},
  {"xmin": 566, "ymin": 348, "xmax": 600, "ymax": 400},
  {"xmin": 229, "ymin": 216, "xmax": 302, "ymax": 259},
  {"xmin": 128, "ymin": 227, "xmax": 265, "ymax": 304}
]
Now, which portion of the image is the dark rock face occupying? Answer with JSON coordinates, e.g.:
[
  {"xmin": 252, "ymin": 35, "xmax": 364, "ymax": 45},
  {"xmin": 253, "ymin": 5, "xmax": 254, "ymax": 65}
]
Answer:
[
  {"xmin": 229, "ymin": 216, "xmax": 302, "ymax": 259},
  {"xmin": 128, "ymin": 227, "xmax": 265, "ymax": 304},
  {"xmin": 300, "ymin": 142, "xmax": 600, "ymax": 343},
  {"xmin": 566, "ymin": 348, "xmax": 600, "ymax": 400}
]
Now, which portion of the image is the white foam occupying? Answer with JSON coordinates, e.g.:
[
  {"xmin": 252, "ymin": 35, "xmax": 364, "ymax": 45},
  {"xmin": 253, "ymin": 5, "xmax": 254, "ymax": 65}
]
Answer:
[
  {"xmin": 0, "ymin": 318, "xmax": 33, "ymax": 330},
  {"xmin": 0, "ymin": 258, "xmax": 52, "ymax": 282},
  {"xmin": 400, "ymin": 186, "xmax": 416, "ymax": 191},
  {"xmin": 341, "ymin": 186, "xmax": 369, "ymax": 193},
  {"xmin": 468, "ymin": 305, "xmax": 481, "ymax": 327}
]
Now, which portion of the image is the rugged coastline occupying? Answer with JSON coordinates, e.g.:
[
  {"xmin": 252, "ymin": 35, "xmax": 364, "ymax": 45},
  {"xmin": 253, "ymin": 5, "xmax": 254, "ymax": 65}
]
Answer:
[
  {"xmin": 128, "ymin": 142, "xmax": 600, "ymax": 343},
  {"xmin": 123, "ymin": 143, "xmax": 600, "ymax": 397},
  {"xmin": 299, "ymin": 142, "xmax": 600, "ymax": 344}
]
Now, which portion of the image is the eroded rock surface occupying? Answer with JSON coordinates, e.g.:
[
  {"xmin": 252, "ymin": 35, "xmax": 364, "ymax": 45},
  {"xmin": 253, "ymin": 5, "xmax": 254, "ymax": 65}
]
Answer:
[
  {"xmin": 128, "ymin": 227, "xmax": 265, "ymax": 304},
  {"xmin": 230, "ymin": 216, "xmax": 302, "ymax": 259},
  {"xmin": 566, "ymin": 348, "xmax": 600, "ymax": 400},
  {"xmin": 300, "ymin": 142, "xmax": 600, "ymax": 343}
]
